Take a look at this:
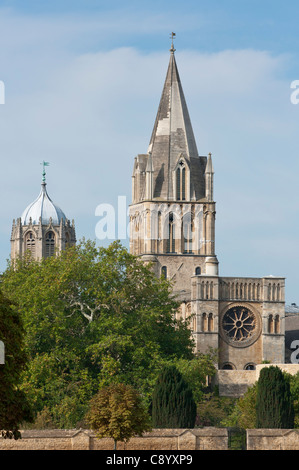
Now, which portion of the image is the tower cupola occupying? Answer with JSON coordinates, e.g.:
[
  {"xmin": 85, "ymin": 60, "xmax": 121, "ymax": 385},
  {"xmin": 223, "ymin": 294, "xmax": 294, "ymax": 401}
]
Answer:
[{"xmin": 11, "ymin": 162, "xmax": 76, "ymax": 261}]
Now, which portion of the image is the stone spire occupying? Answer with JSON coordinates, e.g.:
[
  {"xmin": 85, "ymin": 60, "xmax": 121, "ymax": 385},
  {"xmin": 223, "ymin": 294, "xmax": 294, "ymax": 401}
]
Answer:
[
  {"xmin": 205, "ymin": 152, "xmax": 214, "ymax": 201},
  {"xmin": 147, "ymin": 45, "xmax": 204, "ymax": 201}
]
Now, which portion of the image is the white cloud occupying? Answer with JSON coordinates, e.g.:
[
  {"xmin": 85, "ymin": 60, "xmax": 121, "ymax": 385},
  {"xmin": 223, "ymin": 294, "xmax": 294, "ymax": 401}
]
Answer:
[{"xmin": 0, "ymin": 8, "xmax": 298, "ymax": 301}]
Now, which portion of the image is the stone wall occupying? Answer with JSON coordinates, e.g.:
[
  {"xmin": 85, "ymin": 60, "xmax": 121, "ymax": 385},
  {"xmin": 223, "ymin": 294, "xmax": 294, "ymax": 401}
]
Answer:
[
  {"xmin": 215, "ymin": 370, "xmax": 257, "ymax": 397},
  {"xmin": 0, "ymin": 428, "xmax": 228, "ymax": 451},
  {"xmin": 247, "ymin": 429, "xmax": 299, "ymax": 450},
  {"xmin": 2, "ymin": 427, "xmax": 299, "ymax": 450},
  {"xmin": 216, "ymin": 364, "xmax": 299, "ymax": 397}
]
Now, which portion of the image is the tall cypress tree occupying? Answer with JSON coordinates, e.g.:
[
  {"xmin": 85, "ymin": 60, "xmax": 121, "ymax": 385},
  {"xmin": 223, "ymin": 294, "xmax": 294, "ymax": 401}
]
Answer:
[
  {"xmin": 256, "ymin": 366, "xmax": 294, "ymax": 429},
  {"xmin": 151, "ymin": 365, "xmax": 196, "ymax": 428}
]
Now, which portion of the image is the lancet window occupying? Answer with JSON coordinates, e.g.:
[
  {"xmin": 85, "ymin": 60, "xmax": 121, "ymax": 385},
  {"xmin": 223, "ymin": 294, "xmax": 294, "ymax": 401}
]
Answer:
[{"xmin": 45, "ymin": 231, "xmax": 55, "ymax": 258}]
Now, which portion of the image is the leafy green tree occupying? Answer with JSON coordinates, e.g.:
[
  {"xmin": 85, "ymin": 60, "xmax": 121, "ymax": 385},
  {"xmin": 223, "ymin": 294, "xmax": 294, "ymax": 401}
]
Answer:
[
  {"xmin": 2, "ymin": 241, "xmax": 194, "ymax": 427},
  {"xmin": 86, "ymin": 383, "xmax": 151, "ymax": 449},
  {"xmin": 174, "ymin": 349, "xmax": 217, "ymax": 403},
  {"xmin": 151, "ymin": 365, "xmax": 196, "ymax": 428},
  {"xmin": 256, "ymin": 366, "xmax": 294, "ymax": 429},
  {"xmin": 221, "ymin": 383, "xmax": 257, "ymax": 430},
  {"xmin": 287, "ymin": 372, "xmax": 299, "ymax": 428},
  {"xmin": 0, "ymin": 290, "xmax": 33, "ymax": 438}
]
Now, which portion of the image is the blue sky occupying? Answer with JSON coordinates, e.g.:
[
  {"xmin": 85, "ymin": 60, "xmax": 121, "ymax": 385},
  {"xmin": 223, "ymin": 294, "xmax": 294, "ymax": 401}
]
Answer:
[{"xmin": 0, "ymin": 0, "xmax": 299, "ymax": 303}]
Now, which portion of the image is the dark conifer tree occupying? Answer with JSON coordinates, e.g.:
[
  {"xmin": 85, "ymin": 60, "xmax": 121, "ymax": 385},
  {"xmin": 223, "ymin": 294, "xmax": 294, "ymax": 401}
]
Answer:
[
  {"xmin": 256, "ymin": 366, "xmax": 294, "ymax": 429},
  {"xmin": 151, "ymin": 365, "xmax": 196, "ymax": 428}
]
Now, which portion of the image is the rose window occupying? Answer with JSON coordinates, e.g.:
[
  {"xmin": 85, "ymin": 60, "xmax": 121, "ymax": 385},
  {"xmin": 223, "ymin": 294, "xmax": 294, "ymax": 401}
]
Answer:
[{"xmin": 222, "ymin": 306, "xmax": 256, "ymax": 343}]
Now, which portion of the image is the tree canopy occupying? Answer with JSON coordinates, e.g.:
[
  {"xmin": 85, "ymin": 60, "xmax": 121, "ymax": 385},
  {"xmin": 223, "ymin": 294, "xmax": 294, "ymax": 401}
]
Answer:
[
  {"xmin": 256, "ymin": 366, "xmax": 294, "ymax": 429},
  {"xmin": 151, "ymin": 365, "xmax": 197, "ymax": 428},
  {"xmin": 0, "ymin": 290, "xmax": 33, "ymax": 438},
  {"xmin": 87, "ymin": 383, "xmax": 151, "ymax": 449},
  {"xmin": 2, "ymin": 240, "xmax": 194, "ymax": 427}
]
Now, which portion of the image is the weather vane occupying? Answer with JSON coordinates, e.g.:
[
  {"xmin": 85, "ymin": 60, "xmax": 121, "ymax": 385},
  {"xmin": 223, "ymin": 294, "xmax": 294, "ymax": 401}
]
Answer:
[
  {"xmin": 41, "ymin": 160, "xmax": 50, "ymax": 183},
  {"xmin": 170, "ymin": 32, "xmax": 176, "ymax": 53}
]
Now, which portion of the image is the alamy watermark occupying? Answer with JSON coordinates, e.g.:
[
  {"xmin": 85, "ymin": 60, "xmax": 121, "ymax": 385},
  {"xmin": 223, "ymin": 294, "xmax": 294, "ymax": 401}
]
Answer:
[
  {"xmin": 290, "ymin": 340, "xmax": 299, "ymax": 364},
  {"xmin": 95, "ymin": 196, "xmax": 204, "ymax": 250},
  {"xmin": 290, "ymin": 80, "xmax": 299, "ymax": 104}
]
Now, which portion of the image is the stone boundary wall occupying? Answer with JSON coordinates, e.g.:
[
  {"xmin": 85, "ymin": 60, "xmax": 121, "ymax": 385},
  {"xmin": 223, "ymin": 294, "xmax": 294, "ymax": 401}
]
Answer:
[
  {"xmin": 0, "ymin": 428, "xmax": 228, "ymax": 451},
  {"xmin": 216, "ymin": 370, "xmax": 256, "ymax": 397},
  {"xmin": 216, "ymin": 364, "xmax": 299, "ymax": 397},
  {"xmin": 247, "ymin": 429, "xmax": 299, "ymax": 450}
]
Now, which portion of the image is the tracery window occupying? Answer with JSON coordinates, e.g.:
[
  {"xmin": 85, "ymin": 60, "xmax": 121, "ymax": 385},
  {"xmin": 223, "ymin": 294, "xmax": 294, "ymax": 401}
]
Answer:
[
  {"xmin": 26, "ymin": 231, "xmax": 35, "ymax": 257},
  {"xmin": 45, "ymin": 231, "xmax": 55, "ymax": 258},
  {"xmin": 222, "ymin": 306, "xmax": 257, "ymax": 344}
]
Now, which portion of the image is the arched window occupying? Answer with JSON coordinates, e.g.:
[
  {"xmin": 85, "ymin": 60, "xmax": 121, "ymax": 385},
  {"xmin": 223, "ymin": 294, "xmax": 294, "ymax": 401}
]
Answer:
[
  {"xmin": 176, "ymin": 161, "xmax": 186, "ymax": 200},
  {"xmin": 167, "ymin": 213, "xmax": 175, "ymax": 253},
  {"xmin": 45, "ymin": 231, "xmax": 55, "ymax": 258},
  {"xmin": 275, "ymin": 315, "xmax": 280, "ymax": 334},
  {"xmin": 208, "ymin": 313, "xmax": 214, "ymax": 332},
  {"xmin": 182, "ymin": 167, "xmax": 186, "ymax": 200},
  {"xmin": 222, "ymin": 363, "xmax": 235, "ymax": 370},
  {"xmin": 183, "ymin": 211, "xmax": 193, "ymax": 253},
  {"xmin": 176, "ymin": 168, "xmax": 181, "ymax": 200},
  {"xmin": 26, "ymin": 231, "xmax": 35, "ymax": 257},
  {"xmin": 268, "ymin": 314, "xmax": 274, "ymax": 334},
  {"xmin": 195, "ymin": 267, "xmax": 201, "ymax": 275},
  {"xmin": 244, "ymin": 363, "xmax": 256, "ymax": 370},
  {"xmin": 202, "ymin": 313, "xmax": 207, "ymax": 332},
  {"xmin": 161, "ymin": 266, "xmax": 167, "ymax": 279}
]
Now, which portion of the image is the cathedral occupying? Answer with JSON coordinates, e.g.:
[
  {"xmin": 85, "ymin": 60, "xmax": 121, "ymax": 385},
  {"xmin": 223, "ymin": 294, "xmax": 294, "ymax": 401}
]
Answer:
[
  {"xmin": 10, "ymin": 42, "xmax": 286, "ymax": 374},
  {"xmin": 129, "ymin": 42, "xmax": 285, "ymax": 371}
]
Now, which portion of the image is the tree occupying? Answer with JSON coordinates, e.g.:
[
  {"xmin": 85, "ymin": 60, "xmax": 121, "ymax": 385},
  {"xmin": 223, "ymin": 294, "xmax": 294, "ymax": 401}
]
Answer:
[
  {"xmin": 0, "ymin": 290, "xmax": 33, "ymax": 438},
  {"xmin": 86, "ymin": 383, "xmax": 151, "ymax": 449},
  {"xmin": 256, "ymin": 366, "xmax": 294, "ymax": 429},
  {"xmin": 174, "ymin": 349, "xmax": 217, "ymax": 403},
  {"xmin": 2, "ymin": 240, "xmax": 194, "ymax": 426},
  {"xmin": 151, "ymin": 365, "xmax": 196, "ymax": 428},
  {"xmin": 288, "ymin": 372, "xmax": 299, "ymax": 427},
  {"xmin": 221, "ymin": 383, "xmax": 257, "ymax": 430}
]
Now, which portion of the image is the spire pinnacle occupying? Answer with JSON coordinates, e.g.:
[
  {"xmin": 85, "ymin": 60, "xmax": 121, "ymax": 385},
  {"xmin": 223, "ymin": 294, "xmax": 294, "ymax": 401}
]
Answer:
[
  {"xmin": 170, "ymin": 32, "xmax": 176, "ymax": 54},
  {"xmin": 40, "ymin": 160, "xmax": 50, "ymax": 183}
]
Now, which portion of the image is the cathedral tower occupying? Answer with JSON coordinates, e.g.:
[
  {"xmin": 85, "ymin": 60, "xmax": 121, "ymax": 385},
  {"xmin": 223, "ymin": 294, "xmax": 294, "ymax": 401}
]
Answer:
[
  {"xmin": 129, "ymin": 41, "xmax": 286, "ymax": 376},
  {"xmin": 11, "ymin": 162, "xmax": 76, "ymax": 261},
  {"xmin": 129, "ymin": 42, "xmax": 218, "ymax": 302}
]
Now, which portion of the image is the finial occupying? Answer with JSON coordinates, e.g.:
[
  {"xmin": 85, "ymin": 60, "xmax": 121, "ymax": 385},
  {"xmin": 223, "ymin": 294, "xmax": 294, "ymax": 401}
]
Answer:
[
  {"xmin": 40, "ymin": 160, "xmax": 50, "ymax": 183},
  {"xmin": 170, "ymin": 32, "xmax": 176, "ymax": 54}
]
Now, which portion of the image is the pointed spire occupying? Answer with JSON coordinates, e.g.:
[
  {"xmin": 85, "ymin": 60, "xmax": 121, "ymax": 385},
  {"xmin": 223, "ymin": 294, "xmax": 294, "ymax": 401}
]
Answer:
[
  {"xmin": 146, "ymin": 151, "xmax": 154, "ymax": 173},
  {"xmin": 205, "ymin": 153, "xmax": 214, "ymax": 201},
  {"xmin": 147, "ymin": 39, "xmax": 199, "ymax": 200},
  {"xmin": 205, "ymin": 153, "xmax": 214, "ymax": 174},
  {"xmin": 145, "ymin": 152, "xmax": 154, "ymax": 200}
]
